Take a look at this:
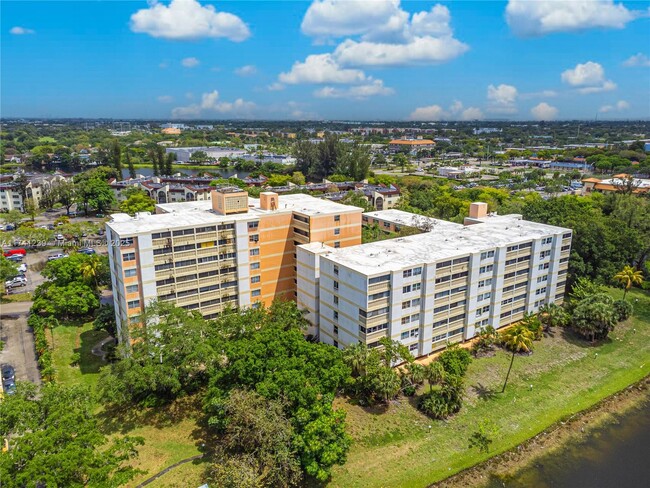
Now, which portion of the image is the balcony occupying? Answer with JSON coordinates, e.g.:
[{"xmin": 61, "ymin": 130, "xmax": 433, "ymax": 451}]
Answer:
[{"xmin": 368, "ymin": 281, "xmax": 390, "ymax": 293}]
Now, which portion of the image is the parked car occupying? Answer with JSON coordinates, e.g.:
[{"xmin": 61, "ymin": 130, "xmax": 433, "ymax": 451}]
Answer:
[
  {"xmin": 1, "ymin": 365, "xmax": 15, "ymax": 383},
  {"xmin": 4, "ymin": 224, "xmax": 15, "ymax": 231},
  {"xmin": 47, "ymin": 224, "xmax": 55, "ymax": 230},
  {"xmin": 55, "ymin": 233, "xmax": 65, "ymax": 240},
  {"xmin": 4, "ymin": 276, "xmax": 27, "ymax": 288},
  {"xmin": 18, "ymin": 263, "xmax": 27, "ymax": 273},
  {"xmin": 47, "ymin": 253, "xmax": 69, "ymax": 261},
  {"xmin": 3, "ymin": 248, "xmax": 26, "ymax": 258},
  {"xmin": 2, "ymin": 378, "xmax": 16, "ymax": 395},
  {"xmin": 78, "ymin": 248, "xmax": 96, "ymax": 255},
  {"xmin": 96, "ymin": 213, "xmax": 105, "ymax": 218},
  {"xmin": 7, "ymin": 254, "xmax": 23, "ymax": 262}
]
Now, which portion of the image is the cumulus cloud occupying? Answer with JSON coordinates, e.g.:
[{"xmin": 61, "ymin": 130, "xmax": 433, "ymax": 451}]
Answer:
[
  {"xmin": 623, "ymin": 53, "xmax": 650, "ymax": 67},
  {"xmin": 181, "ymin": 57, "xmax": 200, "ymax": 68},
  {"xmin": 505, "ymin": 0, "xmax": 640, "ymax": 37},
  {"xmin": 487, "ymin": 84, "xmax": 518, "ymax": 114},
  {"xmin": 530, "ymin": 102, "xmax": 559, "ymax": 121},
  {"xmin": 10, "ymin": 26, "xmax": 35, "ymax": 35},
  {"xmin": 235, "ymin": 64, "xmax": 257, "ymax": 76},
  {"xmin": 561, "ymin": 61, "xmax": 616, "ymax": 94},
  {"xmin": 297, "ymin": 1, "xmax": 468, "ymax": 68},
  {"xmin": 408, "ymin": 104, "xmax": 448, "ymax": 121},
  {"xmin": 520, "ymin": 90, "xmax": 558, "ymax": 100},
  {"xmin": 171, "ymin": 90, "xmax": 256, "ymax": 118},
  {"xmin": 279, "ymin": 54, "xmax": 368, "ymax": 84},
  {"xmin": 408, "ymin": 100, "xmax": 483, "ymax": 121},
  {"xmin": 157, "ymin": 95, "xmax": 174, "ymax": 103},
  {"xmin": 267, "ymin": 82, "xmax": 285, "ymax": 91},
  {"xmin": 130, "ymin": 0, "xmax": 250, "ymax": 42},
  {"xmin": 599, "ymin": 100, "xmax": 630, "ymax": 113},
  {"xmin": 313, "ymin": 80, "xmax": 394, "ymax": 99}
]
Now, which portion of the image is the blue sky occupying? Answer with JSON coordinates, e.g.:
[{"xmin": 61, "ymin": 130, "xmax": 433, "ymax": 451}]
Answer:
[{"xmin": 2, "ymin": 0, "xmax": 649, "ymax": 121}]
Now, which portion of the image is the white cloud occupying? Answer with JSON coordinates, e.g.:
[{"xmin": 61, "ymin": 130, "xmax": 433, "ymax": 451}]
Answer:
[
  {"xmin": 505, "ymin": 0, "xmax": 640, "ymax": 37},
  {"xmin": 599, "ymin": 100, "xmax": 630, "ymax": 113},
  {"xmin": 561, "ymin": 62, "xmax": 616, "ymax": 94},
  {"xmin": 297, "ymin": 1, "xmax": 468, "ymax": 67},
  {"xmin": 278, "ymin": 54, "xmax": 368, "ymax": 84},
  {"xmin": 130, "ymin": 0, "xmax": 250, "ymax": 42},
  {"xmin": 333, "ymin": 35, "xmax": 468, "ymax": 67},
  {"xmin": 623, "ymin": 53, "xmax": 650, "ymax": 67},
  {"xmin": 531, "ymin": 102, "xmax": 559, "ymax": 121},
  {"xmin": 487, "ymin": 84, "xmax": 518, "ymax": 114},
  {"xmin": 172, "ymin": 90, "xmax": 256, "ymax": 118},
  {"xmin": 408, "ymin": 104, "xmax": 448, "ymax": 121},
  {"xmin": 235, "ymin": 64, "xmax": 257, "ymax": 76},
  {"xmin": 313, "ymin": 80, "xmax": 394, "ymax": 99},
  {"xmin": 157, "ymin": 95, "xmax": 174, "ymax": 103},
  {"xmin": 460, "ymin": 107, "xmax": 485, "ymax": 121},
  {"xmin": 181, "ymin": 57, "xmax": 200, "ymax": 68},
  {"xmin": 520, "ymin": 90, "xmax": 558, "ymax": 100},
  {"xmin": 159, "ymin": 61, "xmax": 169, "ymax": 69},
  {"xmin": 10, "ymin": 26, "xmax": 35, "ymax": 35},
  {"xmin": 267, "ymin": 82, "xmax": 286, "ymax": 91}
]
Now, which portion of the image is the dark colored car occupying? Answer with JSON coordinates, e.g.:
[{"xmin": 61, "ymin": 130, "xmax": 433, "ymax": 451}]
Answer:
[
  {"xmin": 78, "ymin": 248, "xmax": 96, "ymax": 255},
  {"xmin": 1, "ymin": 365, "xmax": 15, "ymax": 382},
  {"xmin": 2, "ymin": 378, "xmax": 16, "ymax": 395}
]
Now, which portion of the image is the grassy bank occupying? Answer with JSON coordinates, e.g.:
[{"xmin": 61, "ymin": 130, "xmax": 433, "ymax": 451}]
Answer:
[{"xmin": 329, "ymin": 287, "xmax": 650, "ymax": 487}]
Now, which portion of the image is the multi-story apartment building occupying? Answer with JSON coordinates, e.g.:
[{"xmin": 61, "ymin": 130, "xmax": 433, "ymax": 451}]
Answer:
[
  {"xmin": 106, "ymin": 188, "xmax": 362, "ymax": 340},
  {"xmin": 297, "ymin": 203, "xmax": 571, "ymax": 355}
]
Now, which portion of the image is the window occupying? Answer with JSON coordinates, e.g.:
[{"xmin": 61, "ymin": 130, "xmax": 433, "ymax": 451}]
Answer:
[
  {"xmin": 435, "ymin": 290, "xmax": 450, "ymax": 299},
  {"xmin": 542, "ymin": 237, "xmax": 553, "ymax": 245},
  {"xmin": 248, "ymin": 221, "xmax": 259, "ymax": 230},
  {"xmin": 251, "ymin": 262, "xmax": 260, "ymax": 270},
  {"xmin": 334, "ymin": 242, "xmax": 341, "ymax": 248},
  {"xmin": 536, "ymin": 287, "xmax": 547, "ymax": 295},
  {"xmin": 539, "ymin": 263, "xmax": 550, "ymax": 271},
  {"xmin": 359, "ymin": 323, "xmax": 388, "ymax": 334},
  {"xmin": 122, "ymin": 252, "xmax": 135, "ymax": 262},
  {"xmin": 124, "ymin": 268, "xmax": 137, "ymax": 277},
  {"xmin": 172, "ymin": 228, "xmax": 194, "ymax": 236},
  {"xmin": 403, "ymin": 285, "xmax": 412, "ymax": 294},
  {"xmin": 334, "ymin": 215, "xmax": 340, "ymax": 222},
  {"xmin": 401, "ymin": 316, "xmax": 411, "ymax": 325},
  {"xmin": 477, "ymin": 292, "xmax": 491, "ymax": 301},
  {"xmin": 413, "ymin": 267, "xmax": 422, "ymax": 275},
  {"xmin": 251, "ymin": 276, "xmax": 261, "ymax": 284},
  {"xmin": 403, "ymin": 269, "xmax": 412, "ymax": 278},
  {"xmin": 196, "ymin": 225, "xmax": 216, "ymax": 234},
  {"xmin": 480, "ymin": 265, "xmax": 493, "ymax": 274},
  {"xmin": 333, "ymin": 265, "xmax": 339, "ymax": 275},
  {"xmin": 249, "ymin": 234, "xmax": 259, "ymax": 243},
  {"xmin": 334, "ymin": 325, "xmax": 339, "ymax": 334},
  {"xmin": 250, "ymin": 248, "xmax": 260, "ymax": 256},
  {"xmin": 294, "ymin": 227, "xmax": 309, "ymax": 237},
  {"xmin": 451, "ymin": 285, "xmax": 467, "ymax": 294},
  {"xmin": 369, "ymin": 291, "xmax": 389, "ymax": 300},
  {"xmin": 334, "ymin": 228, "xmax": 340, "ymax": 235},
  {"xmin": 537, "ymin": 275, "xmax": 548, "ymax": 283},
  {"xmin": 333, "ymin": 296, "xmax": 339, "ymax": 305},
  {"xmin": 383, "ymin": 221, "xmax": 391, "ymax": 229},
  {"xmin": 174, "ymin": 244, "xmax": 196, "ymax": 252},
  {"xmin": 401, "ymin": 331, "xmax": 409, "ymax": 340},
  {"xmin": 369, "ymin": 274, "xmax": 390, "ymax": 284},
  {"xmin": 152, "ymin": 231, "xmax": 171, "ymax": 239},
  {"xmin": 252, "ymin": 289, "xmax": 261, "ymax": 297},
  {"xmin": 562, "ymin": 232, "xmax": 572, "ymax": 239},
  {"xmin": 539, "ymin": 250, "xmax": 551, "ymax": 259},
  {"xmin": 561, "ymin": 245, "xmax": 571, "ymax": 252},
  {"xmin": 481, "ymin": 250, "xmax": 495, "ymax": 260},
  {"xmin": 436, "ymin": 260, "xmax": 452, "ymax": 269},
  {"xmin": 127, "ymin": 299, "xmax": 140, "ymax": 309},
  {"xmin": 333, "ymin": 281, "xmax": 339, "ymax": 290},
  {"xmin": 402, "ymin": 300, "xmax": 411, "ymax": 309},
  {"xmin": 126, "ymin": 284, "xmax": 139, "ymax": 293},
  {"xmin": 412, "ymin": 282, "xmax": 421, "ymax": 292},
  {"xmin": 294, "ymin": 214, "xmax": 309, "ymax": 224},
  {"xmin": 333, "ymin": 311, "xmax": 339, "ymax": 320},
  {"xmin": 411, "ymin": 298, "xmax": 421, "ymax": 307}
]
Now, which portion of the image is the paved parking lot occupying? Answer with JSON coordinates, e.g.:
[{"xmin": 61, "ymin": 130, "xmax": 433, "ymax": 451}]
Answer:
[{"xmin": 0, "ymin": 315, "xmax": 41, "ymax": 385}]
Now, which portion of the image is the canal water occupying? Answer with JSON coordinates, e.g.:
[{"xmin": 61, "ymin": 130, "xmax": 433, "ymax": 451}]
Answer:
[{"xmin": 485, "ymin": 400, "xmax": 650, "ymax": 488}]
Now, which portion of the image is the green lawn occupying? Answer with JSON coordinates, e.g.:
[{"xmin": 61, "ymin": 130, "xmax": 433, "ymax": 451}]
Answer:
[
  {"xmin": 1, "ymin": 292, "xmax": 32, "ymax": 303},
  {"xmin": 50, "ymin": 321, "xmax": 108, "ymax": 389},
  {"xmin": 328, "ymin": 287, "xmax": 650, "ymax": 488}
]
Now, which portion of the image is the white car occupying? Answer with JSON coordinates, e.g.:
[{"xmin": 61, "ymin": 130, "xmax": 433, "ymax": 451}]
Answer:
[
  {"xmin": 55, "ymin": 234, "xmax": 65, "ymax": 240},
  {"xmin": 18, "ymin": 263, "xmax": 27, "ymax": 273},
  {"xmin": 47, "ymin": 253, "xmax": 69, "ymax": 261},
  {"xmin": 5, "ymin": 276, "xmax": 27, "ymax": 288}
]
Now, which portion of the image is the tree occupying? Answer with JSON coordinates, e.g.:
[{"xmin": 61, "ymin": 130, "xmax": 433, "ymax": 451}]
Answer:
[
  {"xmin": 190, "ymin": 150, "xmax": 208, "ymax": 163},
  {"xmin": 80, "ymin": 254, "xmax": 105, "ymax": 290},
  {"xmin": 148, "ymin": 146, "xmax": 159, "ymax": 176},
  {"xmin": 119, "ymin": 189, "xmax": 155, "ymax": 216},
  {"xmin": 500, "ymin": 324, "xmax": 534, "ymax": 393},
  {"xmin": 24, "ymin": 197, "xmax": 38, "ymax": 221},
  {"xmin": 290, "ymin": 171, "xmax": 306, "ymax": 185},
  {"xmin": 32, "ymin": 281, "xmax": 99, "ymax": 318},
  {"xmin": 613, "ymin": 265, "xmax": 644, "ymax": 299},
  {"xmin": 520, "ymin": 312, "xmax": 543, "ymax": 340},
  {"xmin": 94, "ymin": 303, "xmax": 117, "ymax": 337},
  {"xmin": 56, "ymin": 180, "xmax": 76, "ymax": 215},
  {"xmin": 0, "ymin": 383, "xmax": 143, "ymax": 487},
  {"xmin": 438, "ymin": 343, "xmax": 472, "ymax": 377},
  {"xmin": 571, "ymin": 293, "xmax": 618, "ymax": 342},
  {"xmin": 77, "ymin": 178, "xmax": 115, "ymax": 214},
  {"xmin": 393, "ymin": 153, "xmax": 409, "ymax": 173},
  {"xmin": 293, "ymin": 140, "xmax": 319, "ymax": 177},
  {"xmin": 208, "ymin": 389, "xmax": 303, "ymax": 487},
  {"xmin": 41, "ymin": 253, "xmax": 109, "ymax": 288},
  {"xmin": 165, "ymin": 152, "xmax": 175, "ymax": 175},
  {"xmin": 125, "ymin": 148, "xmax": 136, "ymax": 179},
  {"xmin": 2, "ymin": 209, "xmax": 23, "ymax": 228},
  {"xmin": 110, "ymin": 139, "xmax": 122, "ymax": 174},
  {"xmin": 538, "ymin": 303, "xmax": 569, "ymax": 332},
  {"xmin": 424, "ymin": 361, "xmax": 445, "ymax": 392},
  {"xmin": 0, "ymin": 255, "xmax": 18, "ymax": 284}
]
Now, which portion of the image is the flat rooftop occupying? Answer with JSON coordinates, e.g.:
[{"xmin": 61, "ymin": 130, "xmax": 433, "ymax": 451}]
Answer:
[
  {"xmin": 108, "ymin": 193, "xmax": 361, "ymax": 235},
  {"xmin": 307, "ymin": 213, "xmax": 570, "ymax": 275},
  {"xmin": 364, "ymin": 209, "xmax": 461, "ymax": 232}
]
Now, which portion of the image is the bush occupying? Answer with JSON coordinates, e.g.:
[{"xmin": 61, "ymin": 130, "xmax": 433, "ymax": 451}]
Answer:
[
  {"xmin": 438, "ymin": 344, "xmax": 472, "ymax": 377},
  {"xmin": 417, "ymin": 377, "xmax": 464, "ymax": 420},
  {"xmin": 471, "ymin": 326, "xmax": 498, "ymax": 356},
  {"xmin": 613, "ymin": 299, "xmax": 633, "ymax": 321},
  {"xmin": 70, "ymin": 352, "xmax": 81, "ymax": 367}
]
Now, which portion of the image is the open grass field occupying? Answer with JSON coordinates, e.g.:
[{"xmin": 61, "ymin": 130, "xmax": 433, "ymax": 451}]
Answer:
[
  {"xmin": 328, "ymin": 287, "xmax": 650, "ymax": 487},
  {"xmin": 50, "ymin": 321, "xmax": 108, "ymax": 389}
]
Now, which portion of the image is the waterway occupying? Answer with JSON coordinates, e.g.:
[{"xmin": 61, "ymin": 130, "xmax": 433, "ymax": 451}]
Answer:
[{"xmin": 485, "ymin": 401, "xmax": 650, "ymax": 488}]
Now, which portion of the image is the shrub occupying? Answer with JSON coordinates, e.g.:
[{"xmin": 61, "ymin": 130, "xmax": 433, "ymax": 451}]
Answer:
[
  {"xmin": 471, "ymin": 326, "xmax": 498, "ymax": 356},
  {"xmin": 438, "ymin": 343, "xmax": 472, "ymax": 377},
  {"xmin": 417, "ymin": 375, "xmax": 464, "ymax": 420},
  {"xmin": 613, "ymin": 299, "xmax": 633, "ymax": 322}
]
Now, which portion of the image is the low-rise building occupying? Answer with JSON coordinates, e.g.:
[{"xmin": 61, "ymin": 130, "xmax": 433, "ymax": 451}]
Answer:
[
  {"xmin": 389, "ymin": 139, "xmax": 435, "ymax": 153},
  {"xmin": 582, "ymin": 174, "xmax": 650, "ymax": 195}
]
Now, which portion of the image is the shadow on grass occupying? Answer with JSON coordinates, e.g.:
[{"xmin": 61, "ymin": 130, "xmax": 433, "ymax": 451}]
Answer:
[
  {"xmin": 560, "ymin": 327, "xmax": 612, "ymax": 349},
  {"xmin": 471, "ymin": 382, "xmax": 499, "ymax": 401},
  {"xmin": 76, "ymin": 329, "xmax": 108, "ymax": 375}
]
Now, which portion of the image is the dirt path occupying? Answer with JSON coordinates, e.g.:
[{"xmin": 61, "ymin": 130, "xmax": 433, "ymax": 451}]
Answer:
[{"xmin": 135, "ymin": 454, "xmax": 205, "ymax": 487}]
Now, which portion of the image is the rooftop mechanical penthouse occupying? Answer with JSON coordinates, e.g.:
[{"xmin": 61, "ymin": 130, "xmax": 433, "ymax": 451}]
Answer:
[{"xmin": 106, "ymin": 188, "xmax": 362, "ymax": 339}]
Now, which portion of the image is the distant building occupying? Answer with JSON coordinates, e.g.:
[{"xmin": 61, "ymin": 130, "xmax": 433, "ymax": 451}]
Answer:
[
  {"xmin": 582, "ymin": 174, "xmax": 650, "ymax": 195},
  {"xmin": 161, "ymin": 127, "xmax": 181, "ymax": 135},
  {"xmin": 473, "ymin": 128, "xmax": 502, "ymax": 135},
  {"xmin": 165, "ymin": 146, "xmax": 247, "ymax": 162},
  {"xmin": 109, "ymin": 175, "xmax": 216, "ymax": 204},
  {"xmin": 389, "ymin": 138, "xmax": 435, "ymax": 153},
  {"xmin": 438, "ymin": 166, "xmax": 480, "ymax": 180}
]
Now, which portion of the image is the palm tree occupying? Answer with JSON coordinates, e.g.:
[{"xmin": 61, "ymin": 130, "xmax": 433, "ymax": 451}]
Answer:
[
  {"xmin": 520, "ymin": 312, "xmax": 543, "ymax": 340},
  {"xmin": 80, "ymin": 255, "xmax": 102, "ymax": 290},
  {"xmin": 539, "ymin": 303, "xmax": 569, "ymax": 332},
  {"xmin": 375, "ymin": 367, "xmax": 401, "ymax": 403},
  {"xmin": 500, "ymin": 325, "xmax": 534, "ymax": 393},
  {"xmin": 343, "ymin": 343, "xmax": 368, "ymax": 377},
  {"xmin": 613, "ymin": 265, "xmax": 644, "ymax": 300},
  {"xmin": 424, "ymin": 361, "xmax": 445, "ymax": 392}
]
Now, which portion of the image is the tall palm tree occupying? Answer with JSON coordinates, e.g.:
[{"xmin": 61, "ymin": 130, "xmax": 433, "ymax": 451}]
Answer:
[
  {"xmin": 538, "ymin": 303, "xmax": 569, "ymax": 332},
  {"xmin": 613, "ymin": 265, "xmax": 644, "ymax": 300},
  {"xmin": 500, "ymin": 325, "xmax": 534, "ymax": 393},
  {"xmin": 343, "ymin": 343, "xmax": 368, "ymax": 377},
  {"xmin": 424, "ymin": 361, "xmax": 445, "ymax": 392},
  {"xmin": 80, "ymin": 255, "xmax": 102, "ymax": 290}
]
